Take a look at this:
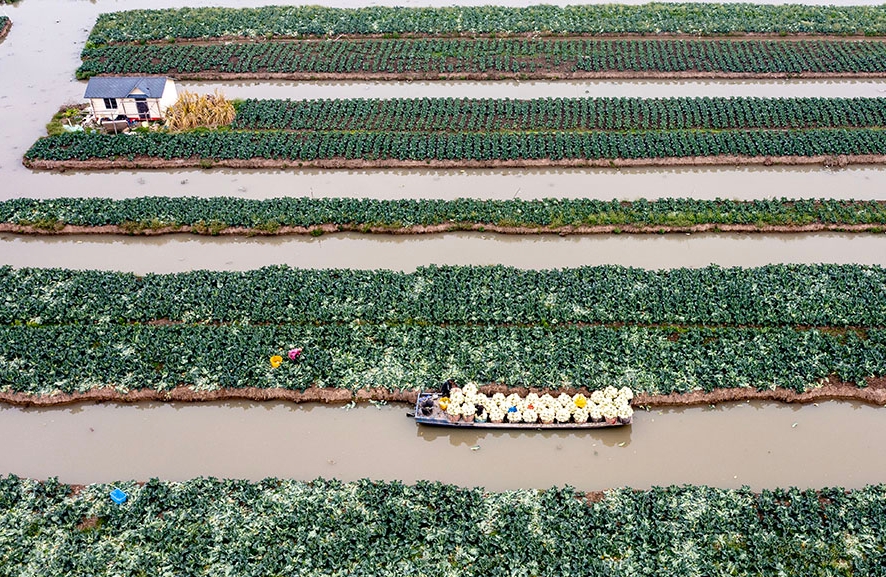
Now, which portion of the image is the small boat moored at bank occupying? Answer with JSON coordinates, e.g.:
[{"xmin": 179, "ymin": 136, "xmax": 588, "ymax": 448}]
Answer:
[{"xmin": 412, "ymin": 383, "xmax": 633, "ymax": 429}]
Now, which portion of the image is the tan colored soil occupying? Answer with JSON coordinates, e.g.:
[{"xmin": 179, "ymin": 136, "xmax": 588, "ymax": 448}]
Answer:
[
  {"xmin": 0, "ymin": 222, "xmax": 883, "ymax": 237},
  {"xmin": 21, "ymin": 153, "xmax": 883, "ymax": 172},
  {"xmin": 1, "ymin": 380, "xmax": 884, "ymax": 408}
]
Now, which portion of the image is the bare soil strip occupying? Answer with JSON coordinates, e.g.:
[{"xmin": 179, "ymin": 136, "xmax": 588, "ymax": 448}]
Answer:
[
  {"xmin": 0, "ymin": 222, "xmax": 882, "ymax": 236},
  {"xmin": 2, "ymin": 380, "xmax": 884, "ymax": 408},
  {"xmin": 21, "ymin": 153, "xmax": 880, "ymax": 171}
]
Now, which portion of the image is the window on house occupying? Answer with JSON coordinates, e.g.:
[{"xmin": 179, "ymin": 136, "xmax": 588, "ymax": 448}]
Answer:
[{"xmin": 103, "ymin": 98, "xmax": 118, "ymax": 109}]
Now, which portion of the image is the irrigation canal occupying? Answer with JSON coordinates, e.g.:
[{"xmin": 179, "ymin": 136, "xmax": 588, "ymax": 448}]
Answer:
[
  {"xmin": 2, "ymin": 232, "xmax": 885, "ymax": 273},
  {"xmin": 0, "ymin": 400, "xmax": 882, "ymax": 491}
]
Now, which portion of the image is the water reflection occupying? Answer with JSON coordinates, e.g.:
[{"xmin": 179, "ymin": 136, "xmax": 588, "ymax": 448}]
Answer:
[
  {"xmin": 417, "ymin": 425, "xmax": 633, "ymax": 448},
  {"xmin": 0, "ymin": 400, "xmax": 883, "ymax": 489}
]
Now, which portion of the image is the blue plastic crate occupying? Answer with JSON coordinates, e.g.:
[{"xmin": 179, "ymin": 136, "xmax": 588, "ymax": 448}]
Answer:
[{"xmin": 109, "ymin": 488, "xmax": 127, "ymax": 505}]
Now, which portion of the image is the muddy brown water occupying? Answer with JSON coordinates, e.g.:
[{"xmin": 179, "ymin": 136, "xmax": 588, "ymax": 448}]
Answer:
[
  {"xmin": 8, "ymin": 166, "xmax": 886, "ymax": 202},
  {"xmin": 0, "ymin": 400, "xmax": 882, "ymax": 490},
  {"xmin": 2, "ymin": 232, "xmax": 885, "ymax": 272},
  {"xmin": 5, "ymin": 2, "xmax": 886, "ymax": 201}
]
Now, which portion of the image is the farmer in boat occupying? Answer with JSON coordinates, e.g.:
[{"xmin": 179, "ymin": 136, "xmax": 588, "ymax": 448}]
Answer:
[{"xmin": 440, "ymin": 379, "xmax": 456, "ymax": 397}]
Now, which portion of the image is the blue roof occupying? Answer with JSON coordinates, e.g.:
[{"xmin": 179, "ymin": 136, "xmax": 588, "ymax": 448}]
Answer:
[{"xmin": 84, "ymin": 77, "xmax": 168, "ymax": 99}]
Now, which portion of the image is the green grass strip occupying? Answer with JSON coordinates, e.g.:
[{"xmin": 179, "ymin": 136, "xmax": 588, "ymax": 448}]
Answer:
[
  {"xmin": 23, "ymin": 129, "xmax": 886, "ymax": 163},
  {"xmin": 86, "ymin": 4, "xmax": 886, "ymax": 44},
  {"xmin": 2, "ymin": 476, "xmax": 885, "ymax": 576},
  {"xmin": 3, "ymin": 264, "xmax": 886, "ymax": 328},
  {"xmin": 1, "ymin": 324, "xmax": 882, "ymax": 395},
  {"xmin": 3, "ymin": 197, "xmax": 885, "ymax": 233}
]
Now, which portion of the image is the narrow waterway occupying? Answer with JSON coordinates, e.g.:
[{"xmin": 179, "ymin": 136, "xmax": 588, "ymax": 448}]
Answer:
[
  {"xmin": 0, "ymin": 401, "xmax": 881, "ymax": 490},
  {"xmin": 1, "ymin": 232, "xmax": 883, "ymax": 273},
  {"xmin": 190, "ymin": 79, "xmax": 886, "ymax": 101},
  {"xmin": 8, "ymin": 166, "xmax": 886, "ymax": 202}
]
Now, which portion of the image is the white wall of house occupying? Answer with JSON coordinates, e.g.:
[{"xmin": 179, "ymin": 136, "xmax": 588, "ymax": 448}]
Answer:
[
  {"xmin": 87, "ymin": 79, "xmax": 178, "ymax": 121},
  {"xmin": 158, "ymin": 79, "xmax": 178, "ymax": 114},
  {"xmin": 89, "ymin": 97, "xmax": 163, "ymax": 120}
]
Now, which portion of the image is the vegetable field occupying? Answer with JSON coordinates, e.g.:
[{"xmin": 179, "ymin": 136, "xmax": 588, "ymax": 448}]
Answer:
[
  {"xmin": 3, "ymin": 196, "xmax": 885, "ymax": 233},
  {"xmin": 6, "ymin": 264, "xmax": 886, "ymax": 327},
  {"xmin": 85, "ymin": 4, "xmax": 886, "ymax": 43},
  {"xmin": 76, "ymin": 38, "xmax": 886, "ymax": 80},
  {"xmin": 232, "ymin": 97, "xmax": 886, "ymax": 132},
  {"xmin": 31, "ymin": 96, "xmax": 886, "ymax": 167},
  {"xmin": 2, "ymin": 475, "xmax": 885, "ymax": 577},
  {"xmin": 2, "ymin": 264, "xmax": 885, "ymax": 397},
  {"xmin": 4, "ymin": 319, "xmax": 885, "ymax": 396},
  {"xmin": 25, "ymin": 128, "xmax": 886, "ymax": 168}
]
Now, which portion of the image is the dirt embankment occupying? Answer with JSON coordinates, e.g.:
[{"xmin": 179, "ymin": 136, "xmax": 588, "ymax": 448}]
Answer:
[
  {"xmin": 1, "ymin": 379, "xmax": 884, "ymax": 408},
  {"xmin": 0, "ymin": 222, "xmax": 883, "ymax": 237},
  {"xmin": 22, "ymin": 153, "xmax": 881, "ymax": 172}
]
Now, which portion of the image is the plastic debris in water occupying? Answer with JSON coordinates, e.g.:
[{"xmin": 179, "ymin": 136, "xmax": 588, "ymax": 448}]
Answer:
[
  {"xmin": 470, "ymin": 445, "xmax": 480, "ymax": 451},
  {"xmin": 109, "ymin": 488, "xmax": 127, "ymax": 505}
]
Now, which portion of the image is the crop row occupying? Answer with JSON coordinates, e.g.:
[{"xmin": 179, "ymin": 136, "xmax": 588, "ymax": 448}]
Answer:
[
  {"xmin": 1, "ymin": 324, "xmax": 883, "ymax": 395},
  {"xmin": 5, "ymin": 476, "xmax": 885, "ymax": 577},
  {"xmin": 77, "ymin": 38, "xmax": 886, "ymax": 79},
  {"xmin": 232, "ymin": 97, "xmax": 886, "ymax": 132},
  {"xmin": 25, "ymin": 129, "xmax": 886, "ymax": 163},
  {"xmin": 4, "ymin": 264, "xmax": 886, "ymax": 328},
  {"xmin": 4, "ymin": 476, "xmax": 886, "ymax": 577},
  {"xmin": 85, "ymin": 4, "xmax": 886, "ymax": 43},
  {"xmin": 4, "ymin": 196, "xmax": 885, "ymax": 232}
]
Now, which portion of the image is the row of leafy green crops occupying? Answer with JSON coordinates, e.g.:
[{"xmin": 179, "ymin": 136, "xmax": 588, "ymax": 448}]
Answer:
[
  {"xmin": 85, "ymin": 4, "xmax": 886, "ymax": 44},
  {"xmin": 3, "ymin": 476, "xmax": 885, "ymax": 577},
  {"xmin": 4, "ymin": 264, "xmax": 886, "ymax": 328},
  {"xmin": 2, "ymin": 324, "xmax": 883, "ymax": 394},
  {"xmin": 5, "ymin": 263, "xmax": 886, "ymax": 394},
  {"xmin": 232, "ymin": 97, "xmax": 886, "ymax": 132},
  {"xmin": 76, "ymin": 38, "xmax": 886, "ymax": 79},
  {"xmin": 24, "ymin": 129, "xmax": 886, "ymax": 163},
  {"xmin": 3, "ymin": 197, "xmax": 885, "ymax": 231}
]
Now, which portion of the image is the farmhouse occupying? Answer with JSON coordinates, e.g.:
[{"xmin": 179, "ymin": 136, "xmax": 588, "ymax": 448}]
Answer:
[{"xmin": 84, "ymin": 77, "xmax": 177, "ymax": 122}]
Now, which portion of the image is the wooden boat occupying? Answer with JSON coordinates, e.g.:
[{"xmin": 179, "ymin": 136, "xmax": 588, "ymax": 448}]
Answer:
[{"xmin": 411, "ymin": 391, "xmax": 631, "ymax": 429}]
